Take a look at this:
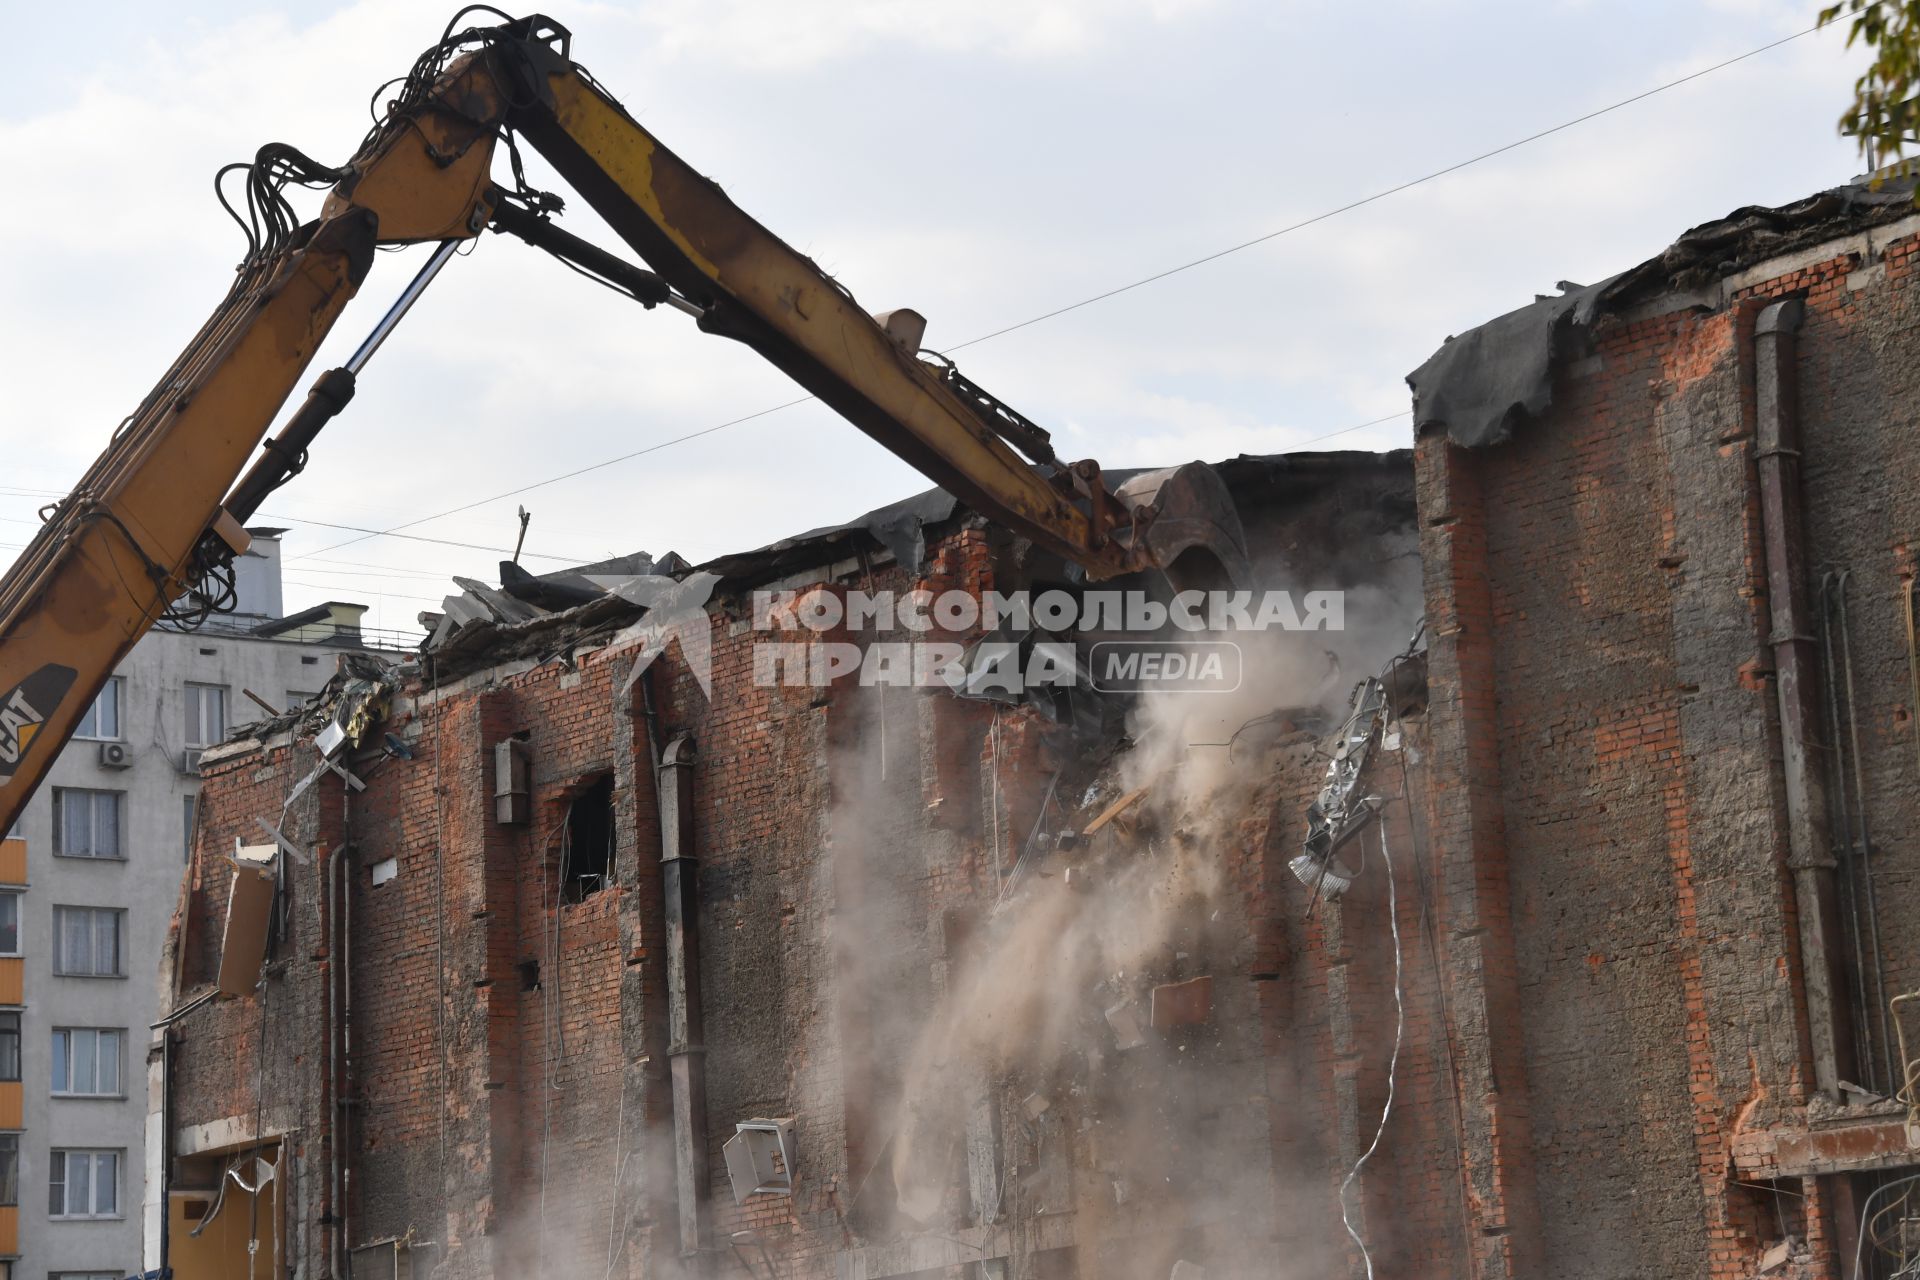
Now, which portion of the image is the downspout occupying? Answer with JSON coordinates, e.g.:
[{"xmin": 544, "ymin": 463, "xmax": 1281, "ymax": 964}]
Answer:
[
  {"xmin": 1754, "ymin": 297, "xmax": 1856, "ymax": 1100},
  {"xmin": 322, "ymin": 845, "xmax": 344, "ymax": 1278},
  {"xmin": 341, "ymin": 834, "xmax": 355, "ymax": 1264},
  {"xmin": 160, "ymin": 1030, "xmax": 172, "ymax": 1279},
  {"xmin": 659, "ymin": 731, "xmax": 710, "ymax": 1265}
]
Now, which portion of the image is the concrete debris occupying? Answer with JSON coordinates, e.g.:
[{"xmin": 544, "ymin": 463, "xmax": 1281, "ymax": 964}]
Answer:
[
  {"xmin": 1838, "ymin": 1079, "xmax": 1887, "ymax": 1106},
  {"xmin": 1169, "ymin": 1262, "xmax": 1207, "ymax": 1280},
  {"xmin": 1022, "ymin": 1092, "xmax": 1050, "ymax": 1120},
  {"xmin": 1756, "ymin": 1237, "xmax": 1793, "ymax": 1274},
  {"xmin": 231, "ymin": 841, "xmax": 275, "ymax": 867},
  {"xmin": 1105, "ymin": 999, "xmax": 1147, "ymax": 1051}
]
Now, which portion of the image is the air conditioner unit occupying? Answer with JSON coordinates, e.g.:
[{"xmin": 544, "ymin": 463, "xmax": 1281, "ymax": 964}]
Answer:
[
  {"xmin": 97, "ymin": 741, "xmax": 131, "ymax": 770},
  {"xmin": 179, "ymin": 747, "xmax": 204, "ymax": 776},
  {"xmin": 723, "ymin": 1118, "xmax": 797, "ymax": 1203}
]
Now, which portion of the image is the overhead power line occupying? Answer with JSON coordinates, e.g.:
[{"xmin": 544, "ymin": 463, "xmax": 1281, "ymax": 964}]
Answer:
[
  {"xmin": 0, "ymin": 482, "xmax": 590, "ymax": 565},
  {"xmin": 286, "ymin": 394, "xmax": 814, "ymax": 561},
  {"xmin": 945, "ymin": 17, "xmax": 1847, "ymax": 352},
  {"xmin": 255, "ymin": 509, "xmax": 592, "ymax": 564},
  {"xmin": 285, "ymin": 10, "xmax": 1842, "ymax": 564}
]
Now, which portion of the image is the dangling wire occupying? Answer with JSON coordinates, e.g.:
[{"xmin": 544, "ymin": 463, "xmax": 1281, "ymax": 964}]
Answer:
[{"xmin": 1339, "ymin": 812, "xmax": 1405, "ymax": 1280}]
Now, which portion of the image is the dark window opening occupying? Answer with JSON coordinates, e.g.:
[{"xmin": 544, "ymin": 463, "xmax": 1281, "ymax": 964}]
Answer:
[
  {"xmin": 561, "ymin": 776, "xmax": 614, "ymax": 902},
  {"xmin": 517, "ymin": 959, "xmax": 541, "ymax": 991}
]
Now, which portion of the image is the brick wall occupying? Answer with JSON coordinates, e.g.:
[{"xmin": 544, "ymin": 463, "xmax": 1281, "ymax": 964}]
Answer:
[
  {"xmin": 1412, "ymin": 219, "xmax": 1920, "ymax": 1279},
  {"xmin": 165, "ymin": 213, "xmax": 1920, "ymax": 1280},
  {"xmin": 160, "ymin": 454, "xmax": 1423, "ymax": 1280}
]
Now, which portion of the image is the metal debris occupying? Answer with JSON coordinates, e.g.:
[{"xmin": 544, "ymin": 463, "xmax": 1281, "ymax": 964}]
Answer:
[
  {"xmin": 722, "ymin": 1118, "xmax": 797, "ymax": 1203},
  {"xmin": 418, "ymin": 551, "xmax": 690, "ymax": 670},
  {"xmin": 1291, "ymin": 678, "xmax": 1388, "ymax": 902}
]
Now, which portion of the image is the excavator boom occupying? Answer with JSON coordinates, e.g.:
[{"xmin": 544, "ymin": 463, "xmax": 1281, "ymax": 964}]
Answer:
[{"xmin": 0, "ymin": 12, "xmax": 1246, "ymax": 835}]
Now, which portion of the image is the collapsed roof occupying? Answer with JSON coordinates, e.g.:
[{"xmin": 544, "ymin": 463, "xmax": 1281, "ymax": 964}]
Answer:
[{"xmin": 411, "ymin": 449, "xmax": 1411, "ymax": 681}]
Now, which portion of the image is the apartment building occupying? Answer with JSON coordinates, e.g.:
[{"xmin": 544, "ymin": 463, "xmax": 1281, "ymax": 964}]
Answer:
[{"xmin": 0, "ymin": 531, "xmax": 396, "ymax": 1280}]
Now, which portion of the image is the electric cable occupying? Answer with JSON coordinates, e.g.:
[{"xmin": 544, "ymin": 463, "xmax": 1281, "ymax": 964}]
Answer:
[
  {"xmin": 289, "ymin": 9, "xmax": 1838, "ymax": 560},
  {"xmin": 1339, "ymin": 812, "xmax": 1405, "ymax": 1280},
  {"xmin": 1857, "ymin": 1174, "xmax": 1920, "ymax": 1279}
]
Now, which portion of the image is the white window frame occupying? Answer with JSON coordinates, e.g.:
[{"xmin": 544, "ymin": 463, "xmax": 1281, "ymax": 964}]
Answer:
[
  {"xmin": 71, "ymin": 678, "xmax": 123, "ymax": 742},
  {"xmin": 183, "ymin": 683, "xmax": 228, "ymax": 748},
  {"xmin": 51, "ymin": 789, "xmax": 124, "ymax": 861},
  {"xmin": 51, "ymin": 1028, "xmax": 122, "ymax": 1098},
  {"xmin": 51, "ymin": 907, "xmax": 123, "ymax": 979},
  {"xmin": 0, "ymin": 892, "xmax": 18, "ymax": 957},
  {"xmin": 48, "ymin": 1147, "xmax": 120, "ymax": 1219}
]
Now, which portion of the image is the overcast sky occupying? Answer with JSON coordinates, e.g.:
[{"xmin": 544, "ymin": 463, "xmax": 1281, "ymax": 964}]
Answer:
[{"xmin": 0, "ymin": 0, "xmax": 1877, "ymax": 635}]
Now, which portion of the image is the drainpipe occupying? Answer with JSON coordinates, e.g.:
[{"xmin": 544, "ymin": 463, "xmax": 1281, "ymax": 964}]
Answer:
[
  {"xmin": 659, "ymin": 732, "xmax": 709, "ymax": 1264},
  {"xmin": 1754, "ymin": 297, "xmax": 1856, "ymax": 1100},
  {"xmin": 341, "ymin": 834, "xmax": 355, "ymax": 1264},
  {"xmin": 160, "ymin": 1029, "xmax": 173, "ymax": 1279},
  {"xmin": 322, "ymin": 844, "xmax": 345, "ymax": 1278}
]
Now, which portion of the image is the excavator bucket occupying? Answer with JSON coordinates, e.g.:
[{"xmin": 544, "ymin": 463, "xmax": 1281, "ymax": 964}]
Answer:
[{"xmin": 1115, "ymin": 461, "xmax": 1252, "ymax": 593}]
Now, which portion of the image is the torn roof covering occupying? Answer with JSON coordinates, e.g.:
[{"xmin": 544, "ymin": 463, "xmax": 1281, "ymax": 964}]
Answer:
[
  {"xmin": 412, "ymin": 448, "xmax": 1409, "ymax": 671},
  {"xmin": 208, "ymin": 651, "xmax": 398, "ymax": 752},
  {"xmin": 417, "ymin": 550, "xmax": 695, "ymax": 662},
  {"xmin": 695, "ymin": 448, "xmax": 1410, "ymax": 585},
  {"xmin": 1407, "ymin": 175, "xmax": 1920, "ymax": 448}
]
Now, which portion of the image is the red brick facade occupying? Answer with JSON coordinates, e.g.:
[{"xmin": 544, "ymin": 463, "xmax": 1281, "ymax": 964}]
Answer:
[{"xmin": 160, "ymin": 198, "xmax": 1920, "ymax": 1280}]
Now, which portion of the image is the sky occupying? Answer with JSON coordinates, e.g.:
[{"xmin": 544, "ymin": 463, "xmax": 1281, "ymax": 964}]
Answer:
[{"xmin": 0, "ymin": 0, "xmax": 1881, "ymax": 636}]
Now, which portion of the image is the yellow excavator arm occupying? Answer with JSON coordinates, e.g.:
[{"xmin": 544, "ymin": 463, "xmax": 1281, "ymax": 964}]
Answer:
[{"xmin": 0, "ymin": 11, "xmax": 1245, "ymax": 833}]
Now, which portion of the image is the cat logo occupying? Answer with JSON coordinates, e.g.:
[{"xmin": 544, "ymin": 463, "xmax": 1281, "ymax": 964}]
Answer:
[{"xmin": 0, "ymin": 664, "xmax": 78, "ymax": 781}]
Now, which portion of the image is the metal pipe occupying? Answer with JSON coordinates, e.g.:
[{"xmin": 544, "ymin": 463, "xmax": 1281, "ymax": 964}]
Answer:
[
  {"xmin": 159, "ymin": 1029, "xmax": 173, "ymax": 1280},
  {"xmin": 1835, "ymin": 572, "xmax": 1897, "ymax": 1089},
  {"xmin": 659, "ymin": 732, "xmax": 709, "ymax": 1265},
  {"xmin": 342, "ymin": 836, "xmax": 354, "ymax": 1268},
  {"xmin": 323, "ymin": 843, "xmax": 344, "ymax": 1278},
  {"xmin": 1906, "ymin": 580, "xmax": 1920, "ymax": 784},
  {"xmin": 1819, "ymin": 572, "xmax": 1875, "ymax": 1087},
  {"xmin": 1754, "ymin": 297, "xmax": 1856, "ymax": 1099}
]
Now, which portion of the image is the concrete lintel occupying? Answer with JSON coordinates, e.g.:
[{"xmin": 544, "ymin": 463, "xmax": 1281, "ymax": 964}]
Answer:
[
  {"xmin": 174, "ymin": 1114, "xmax": 285, "ymax": 1157},
  {"xmin": 1733, "ymin": 1118, "xmax": 1920, "ymax": 1179}
]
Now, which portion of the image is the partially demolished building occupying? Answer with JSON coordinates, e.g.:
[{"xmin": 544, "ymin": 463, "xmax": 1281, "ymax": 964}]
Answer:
[
  {"xmin": 151, "ymin": 454, "xmax": 1419, "ymax": 1280},
  {"xmin": 154, "ymin": 176, "xmax": 1920, "ymax": 1280}
]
